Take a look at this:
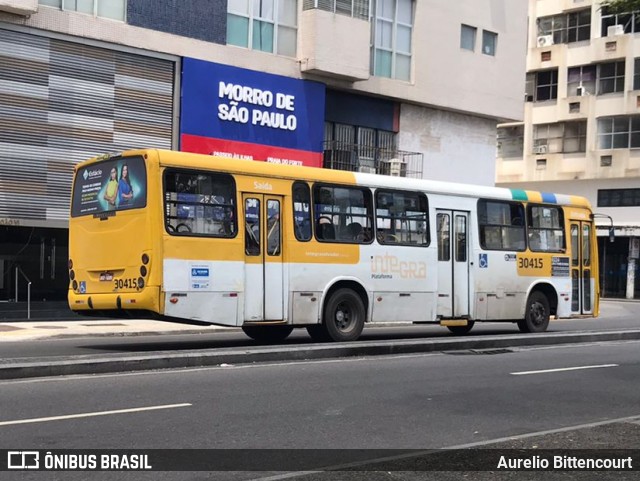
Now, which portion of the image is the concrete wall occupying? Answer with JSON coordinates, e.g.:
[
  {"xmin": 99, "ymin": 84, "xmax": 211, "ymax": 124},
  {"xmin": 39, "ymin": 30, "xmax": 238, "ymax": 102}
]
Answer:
[
  {"xmin": 399, "ymin": 104, "xmax": 498, "ymax": 185},
  {"xmin": 0, "ymin": 0, "xmax": 527, "ymax": 124}
]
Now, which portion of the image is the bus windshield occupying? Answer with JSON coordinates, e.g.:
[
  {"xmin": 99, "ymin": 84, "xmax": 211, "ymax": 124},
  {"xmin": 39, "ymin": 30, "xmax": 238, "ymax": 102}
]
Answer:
[{"xmin": 71, "ymin": 156, "xmax": 147, "ymax": 217}]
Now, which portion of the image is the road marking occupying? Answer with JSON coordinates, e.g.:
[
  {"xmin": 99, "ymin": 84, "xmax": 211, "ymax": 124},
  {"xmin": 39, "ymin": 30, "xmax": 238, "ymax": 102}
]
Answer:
[
  {"xmin": 511, "ymin": 364, "xmax": 618, "ymax": 376},
  {"xmin": 248, "ymin": 413, "xmax": 640, "ymax": 481},
  {"xmin": 0, "ymin": 403, "xmax": 191, "ymax": 427}
]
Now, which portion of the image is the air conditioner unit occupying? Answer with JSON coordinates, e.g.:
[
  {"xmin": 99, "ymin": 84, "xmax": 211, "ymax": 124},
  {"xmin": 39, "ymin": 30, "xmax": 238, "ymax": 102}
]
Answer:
[
  {"xmin": 533, "ymin": 145, "xmax": 548, "ymax": 154},
  {"xmin": 607, "ymin": 24, "xmax": 625, "ymax": 37},
  {"xmin": 387, "ymin": 158, "xmax": 407, "ymax": 177},
  {"xmin": 576, "ymin": 86, "xmax": 586, "ymax": 96},
  {"xmin": 537, "ymin": 35, "xmax": 554, "ymax": 48}
]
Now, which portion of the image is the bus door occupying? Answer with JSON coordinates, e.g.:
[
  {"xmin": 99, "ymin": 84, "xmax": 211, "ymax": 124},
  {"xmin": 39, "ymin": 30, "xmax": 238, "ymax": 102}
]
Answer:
[
  {"xmin": 436, "ymin": 210, "xmax": 470, "ymax": 318},
  {"xmin": 242, "ymin": 193, "xmax": 284, "ymax": 321},
  {"xmin": 570, "ymin": 221, "xmax": 594, "ymax": 315}
]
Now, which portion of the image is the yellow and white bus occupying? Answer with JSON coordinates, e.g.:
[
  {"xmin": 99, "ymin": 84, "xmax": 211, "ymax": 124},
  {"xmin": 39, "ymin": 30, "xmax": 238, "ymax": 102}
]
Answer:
[{"xmin": 68, "ymin": 149, "xmax": 599, "ymax": 342}]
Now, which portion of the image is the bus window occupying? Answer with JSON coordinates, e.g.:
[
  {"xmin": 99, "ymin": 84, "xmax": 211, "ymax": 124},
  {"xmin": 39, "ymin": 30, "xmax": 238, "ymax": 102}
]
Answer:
[
  {"xmin": 478, "ymin": 200, "xmax": 525, "ymax": 251},
  {"xmin": 527, "ymin": 205, "xmax": 565, "ymax": 252},
  {"xmin": 455, "ymin": 215, "xmax": 467, "ymax": 262},
  {"xmin": 437, "ymin": 213, "xmax": 450, "ymax": 261},
  {"xmin": 164, "ymin": 170, "xmax": 236, "ymax": 237},
  {"xmin": 375, "ymin": 190, "xmax": 429, "ymax": 246},
  {"xmin": 313, "ymin": 184, "xmax": 373, "ymax": 243},
  {"xmin": 245, "ymin": 198, "xmax": 260, "ymax": 256},
  {"xmin": 292, "ymin": 182, "xmax": 312, "ymax": 241},
  {"xmin": 267, "ymin": 199, "xmax": 281, "ymax": 256}
]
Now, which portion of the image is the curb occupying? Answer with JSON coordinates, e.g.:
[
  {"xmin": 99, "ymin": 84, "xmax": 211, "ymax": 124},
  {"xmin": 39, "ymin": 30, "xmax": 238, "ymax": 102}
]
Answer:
[{"xmin": 2, "ymin": 329, "xmax": 640, "ymax": 380}]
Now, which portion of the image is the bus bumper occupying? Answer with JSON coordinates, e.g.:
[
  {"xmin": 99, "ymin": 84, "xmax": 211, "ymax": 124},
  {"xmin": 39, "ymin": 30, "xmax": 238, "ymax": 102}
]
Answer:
[{"xmin": 68, "ymin": 286, "xmax": 161, "ymax": 314}]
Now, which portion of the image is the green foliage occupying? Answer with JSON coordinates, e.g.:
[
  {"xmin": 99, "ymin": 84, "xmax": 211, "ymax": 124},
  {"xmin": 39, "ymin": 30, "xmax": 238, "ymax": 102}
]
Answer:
[{"xmin": 601, "ymin": 0, "xmax": 640, "ymax": 13}]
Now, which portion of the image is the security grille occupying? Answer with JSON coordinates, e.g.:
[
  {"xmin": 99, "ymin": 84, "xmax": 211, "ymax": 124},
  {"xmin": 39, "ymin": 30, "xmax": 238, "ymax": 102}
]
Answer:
[{"xmin": 0, "ymin": 28, "xmax": 176, "ymax": 224}]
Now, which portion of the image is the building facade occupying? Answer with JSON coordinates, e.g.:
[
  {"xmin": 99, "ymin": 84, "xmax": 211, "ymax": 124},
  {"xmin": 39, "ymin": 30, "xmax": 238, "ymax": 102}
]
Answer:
[
  {"xmin": 0, "ymin": 0, "xmax": 526, "ymax": 302},
  {"xmin": 496, "ymin": 0, "xmax": 640, "ymax": 299}
]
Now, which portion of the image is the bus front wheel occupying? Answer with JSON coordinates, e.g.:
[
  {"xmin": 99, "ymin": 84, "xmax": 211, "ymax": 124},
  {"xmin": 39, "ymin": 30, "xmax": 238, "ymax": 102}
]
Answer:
[
  {"xmin": 322, "ymin": 288, "xmax": 366, "ymax": 342},
  {"xmin": 242, "ymin": 325, "xmax": 293, "ymax": 343},
  {"xmin": 518, "ymin": 291, "xmax": 550, "ymax": 333}
]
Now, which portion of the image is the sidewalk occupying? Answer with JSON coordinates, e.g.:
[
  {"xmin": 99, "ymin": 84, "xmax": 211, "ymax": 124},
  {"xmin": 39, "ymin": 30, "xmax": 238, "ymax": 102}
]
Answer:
[{"xmin": 0, "ymin": 319, "xmax": 231, "ymax": 342}]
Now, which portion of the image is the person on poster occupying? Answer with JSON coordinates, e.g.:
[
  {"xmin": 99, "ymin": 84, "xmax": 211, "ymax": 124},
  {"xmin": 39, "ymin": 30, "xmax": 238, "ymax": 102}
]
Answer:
[
  {"xmin": 118, "ymin": 164, "xmax": 134, "ymax": 206},
  {"xmin": 103, "ymin": 167, "xmax": 119, "ymax": 209}
]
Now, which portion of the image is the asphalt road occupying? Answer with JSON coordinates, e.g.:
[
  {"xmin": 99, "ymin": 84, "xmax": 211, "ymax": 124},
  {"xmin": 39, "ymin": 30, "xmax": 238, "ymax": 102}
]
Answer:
[
  {"xmin": 0, "ymin": 339, "xmax": 639, "ymax": 480},
  {"xmin": 0, "ymin": 300, "xmax": 639, "ymax": 360}
]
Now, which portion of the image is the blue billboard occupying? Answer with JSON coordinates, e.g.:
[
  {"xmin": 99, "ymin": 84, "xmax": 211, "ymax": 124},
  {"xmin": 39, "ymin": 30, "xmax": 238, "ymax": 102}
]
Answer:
[{"xmin": 180, "ymin": 58, "xmax": 326, "ymax": 167}]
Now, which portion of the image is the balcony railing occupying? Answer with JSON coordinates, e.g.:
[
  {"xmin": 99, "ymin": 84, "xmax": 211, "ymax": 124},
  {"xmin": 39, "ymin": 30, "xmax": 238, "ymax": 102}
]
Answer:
[{"xmin": 322, "ymin": 141, "xmax": 424, "ymax": 179}]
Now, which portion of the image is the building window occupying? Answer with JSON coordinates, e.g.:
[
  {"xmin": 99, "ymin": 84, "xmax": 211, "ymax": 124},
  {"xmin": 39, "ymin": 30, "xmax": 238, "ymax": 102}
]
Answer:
[
  {"xmin": 634, "ymin": 58, "xmax": 640, "ymax": 90},
  {"xmin": 39, "ymin": 0, "xmax": 126, "ymax": 20},
  {"xmin": 371, "ymin": 0, "xmax": 413, "ymax": 81},
  {"xmin": 533, "ymin": 122, "xmax": 587, "ymax": 154},
  {"xmin": 227, "ymin": 0, "xmax": 298, "ymax": 57},
  {"xmin": 568, "ymin": 65, "xmax": 596, "ymax": 96},
  {"xmin": 598, "ymin": 188, "xmax": 640, "ymax": 207},
  {"xmin": 529, "ymin": 69, "xmax": 558, "ymax": 102},
  {"xmin": 537, "ymin": 9, "xmax": 591, "ymax": 44},
  {"xmin": 598, "ymin": 116, "xmax": 640, "ymax": 149},
  {"xmin": 497, "ymin": 125, "xmax": 524, "ymax": 158},
  {"xmin": 598, "ymin": 61, "xmax": 625, "ymax": 94},
  {"xmin": 460, "ymin": 24, "xmax": 476, "ymax": 51},
  {"xmin": 323, "ymin": 122, "xmax": 397, "ymax": 172},
  {"xmin": 302, "ymin": 0, "xmax": 369, "ymax": 19},
  {"xmin": 601, "ymin": 7, "xmax": 640, "ymax": 36},
  {"xmin": 482, "ymin": 30, "xmax": 497, "ymax": 56}
]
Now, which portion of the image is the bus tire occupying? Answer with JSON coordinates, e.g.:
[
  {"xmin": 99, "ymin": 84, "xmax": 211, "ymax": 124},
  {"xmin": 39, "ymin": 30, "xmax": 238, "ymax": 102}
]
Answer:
[
  {"xmin": 242, "ymin": 325, "xmax": 293, "ymax": 343},
  {"xmin": 306, "ymin": 324, "xmax": 331, "ymax": 342},
  {"xmin": 322, "ymin": 288, "xmax": 366, "ymax": 342},
  {"xmin": 447, "ymin": 321, "xmax": 475, "ymax": 335},
  {"xmin": 518, "ymin": 291, "xmax": 550, "ymax": 333}
]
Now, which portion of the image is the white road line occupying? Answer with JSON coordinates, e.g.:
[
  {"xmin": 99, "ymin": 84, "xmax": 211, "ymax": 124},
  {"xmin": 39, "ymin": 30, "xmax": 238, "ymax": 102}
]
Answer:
[
  {"xmin": 511, "ymin": 363, "xmax": 618, "ymax": 376},
  {"xmin": 0, "ymin": 403, "xmax": 192, "ymax": 427}
]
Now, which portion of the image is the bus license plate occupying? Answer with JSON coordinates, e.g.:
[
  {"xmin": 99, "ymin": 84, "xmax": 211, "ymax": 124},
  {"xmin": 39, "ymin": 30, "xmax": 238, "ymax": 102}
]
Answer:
[{"xmin": 100, "ymin": 272, "xmax": 114, "ymax": 281}]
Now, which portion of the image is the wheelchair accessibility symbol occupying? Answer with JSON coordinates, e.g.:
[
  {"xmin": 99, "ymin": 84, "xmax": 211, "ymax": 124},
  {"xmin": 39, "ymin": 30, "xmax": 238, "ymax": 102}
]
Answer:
[{"xmin": 479, "ymin": 253, "xmax": 488, "ymax": 268}]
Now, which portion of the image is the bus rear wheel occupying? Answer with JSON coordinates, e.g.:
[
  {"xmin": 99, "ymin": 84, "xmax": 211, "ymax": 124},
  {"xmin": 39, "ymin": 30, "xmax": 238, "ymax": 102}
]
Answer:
[
  {"xmin": 242, "ymin": 325, "xmax": 293, "ymax": 343},
  {"xmin": 518, "ymin": 291, "xmax": 550, "ymax": 333},
  {"xmin": 321, "ymin": 288, "xmax": 366, "ymax": 342},
  {"xmin": 447, "ymin": 321, "xmax": 475, "ymax": 335}
]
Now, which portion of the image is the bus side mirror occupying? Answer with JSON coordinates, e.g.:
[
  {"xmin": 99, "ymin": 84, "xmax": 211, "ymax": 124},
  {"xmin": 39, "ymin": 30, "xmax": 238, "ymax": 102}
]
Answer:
[{"xmin": 609, "ymin": 227, "xmax": 615, "ymax": 243}]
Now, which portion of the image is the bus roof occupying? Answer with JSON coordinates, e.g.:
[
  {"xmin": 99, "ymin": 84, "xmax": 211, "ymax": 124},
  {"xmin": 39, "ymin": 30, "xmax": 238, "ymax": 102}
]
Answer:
[{"xmin": 80, "ymin": 149, "xmax": 592, "ymax": 210}]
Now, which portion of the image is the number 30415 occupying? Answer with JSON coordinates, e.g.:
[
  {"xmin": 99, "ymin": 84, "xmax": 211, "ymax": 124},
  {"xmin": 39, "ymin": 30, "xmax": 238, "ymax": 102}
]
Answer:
[
  {"xmin": 114, "ymin": 278, "xmax": 137, "ymax": 289},
  {"xmin": 518, "ymin": 257, "xmax": 544, "ymax": 269}
]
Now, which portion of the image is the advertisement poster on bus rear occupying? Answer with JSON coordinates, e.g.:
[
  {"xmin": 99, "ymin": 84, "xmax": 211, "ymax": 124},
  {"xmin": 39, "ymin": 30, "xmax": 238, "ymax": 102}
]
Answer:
[{"xmin": 71, "ymin": 157, "xmax": 147, "ymax": 217}]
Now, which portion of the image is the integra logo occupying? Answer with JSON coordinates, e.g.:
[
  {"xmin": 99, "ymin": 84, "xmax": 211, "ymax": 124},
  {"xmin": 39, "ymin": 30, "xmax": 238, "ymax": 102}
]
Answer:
[{"xmin": 83, "ymin": 169, "xmax": 103, "ymax": 180}]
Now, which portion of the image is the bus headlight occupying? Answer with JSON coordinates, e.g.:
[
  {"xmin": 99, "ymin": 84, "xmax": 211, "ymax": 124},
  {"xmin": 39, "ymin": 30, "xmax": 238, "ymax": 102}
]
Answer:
[
  {"xmin": 69, "ymin": 270, "xmax": 75, "ymax": 280},
  {"xmin": 138, "ymin": 277, "xmax": 145, "ymax": 289},
  {"xmin": 140, "ymin": 266, "xmax": 147, "ymax": 277},
  {"xmin": 72, "ymin": 280, "xmax": 78, "ymax": 291},
  {"xmin": 141, "ymin": 253, "xmax": 149, "ymax": 265}
]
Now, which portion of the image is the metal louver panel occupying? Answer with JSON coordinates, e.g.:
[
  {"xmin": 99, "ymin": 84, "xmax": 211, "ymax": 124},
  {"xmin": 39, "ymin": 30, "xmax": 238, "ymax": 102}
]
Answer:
[{"xmin": 0, "ymin": 28, "xmax": 175, "ymax": 225}]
